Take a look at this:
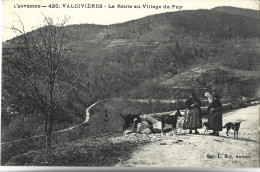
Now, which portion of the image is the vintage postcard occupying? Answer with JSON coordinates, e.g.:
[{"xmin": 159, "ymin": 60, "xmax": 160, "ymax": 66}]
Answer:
[{"xmin": 1, "ymin": 0, "xmax": 260, "ymax": 169}]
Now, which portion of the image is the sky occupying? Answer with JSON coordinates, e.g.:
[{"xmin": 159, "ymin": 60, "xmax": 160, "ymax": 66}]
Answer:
[{"xmin": 2, "ymin": 0, "xmax": 260, "ymax": 42}]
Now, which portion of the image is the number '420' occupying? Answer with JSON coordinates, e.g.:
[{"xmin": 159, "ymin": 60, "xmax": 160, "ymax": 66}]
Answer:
[{"xmin": 48, "ymin": 4, "xmax": 60, "ymax": 8}]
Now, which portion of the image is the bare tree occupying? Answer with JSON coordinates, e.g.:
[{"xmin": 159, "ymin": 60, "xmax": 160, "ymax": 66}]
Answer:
[{"xmin": 9, "ymin": 15, "xmax": 79, "ymax": 148}]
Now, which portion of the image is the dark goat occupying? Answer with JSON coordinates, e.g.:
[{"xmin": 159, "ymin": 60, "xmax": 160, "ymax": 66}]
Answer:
[
  {"xmin": 120, "ymin": 114, "xmax": 141, "ymax": 132},
  {"xmin": 223, "ymin": 121, "xmax": 242, "ymax": 138},
  {"xmin": 161, "ymin": 110, "xmax": 182, "ymax": 133}
]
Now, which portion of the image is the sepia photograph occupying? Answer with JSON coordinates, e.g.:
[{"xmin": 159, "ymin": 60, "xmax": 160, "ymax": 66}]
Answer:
[{"xmin": 1, "ymin": 0, "xmax": 260, "ymax": 169}]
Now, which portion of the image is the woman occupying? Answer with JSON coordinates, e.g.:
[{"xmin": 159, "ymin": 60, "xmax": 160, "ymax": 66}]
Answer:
[
  {"xmin": 184, "ymin": 92, "xmax": 202, "ymax": 134},
  {"xmin": 207, "ymin": 92, "xmax": 222, "ymax": 136}
]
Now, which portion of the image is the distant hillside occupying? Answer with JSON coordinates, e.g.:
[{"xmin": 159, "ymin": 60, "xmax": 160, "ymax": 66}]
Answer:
[
  {"xmin": 2, "ymin": 7, "xmax": 260, "ymax": 142},
  {"xmin": 212, "ymin": 6, "xmax": 259, "ymax": 19},
  {"xmin": 161, "ymin": 63, "xmax": 260, "ymax": 98}
]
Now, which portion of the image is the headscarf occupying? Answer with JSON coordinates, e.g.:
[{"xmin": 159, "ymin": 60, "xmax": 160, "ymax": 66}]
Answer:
[
  {"xmin": 212, "ymin": 92, "xmax": 221, "ymax": 99},
  {"xmin": 190, "ymin": 92, "xmax": 196, "ymax": 98},
  {"xmin": 205, "ymin": 92, "xmax": 213, "ymax": 103}
]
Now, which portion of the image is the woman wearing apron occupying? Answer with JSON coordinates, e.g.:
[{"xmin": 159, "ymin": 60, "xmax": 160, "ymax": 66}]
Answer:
[
  {"xmin": 184, "ymin": 92, "xmax": 202, "ymax": 134},
  {"xmin": 207, "ymin": 92, "xmax": 223, "ymax": 136}
]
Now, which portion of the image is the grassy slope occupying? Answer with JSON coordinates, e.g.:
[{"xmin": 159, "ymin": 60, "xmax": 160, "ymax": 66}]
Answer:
[
  {"xmin": 4, "ymin": 135, "xmax": 150, "ymax": 166},
  {"xmin": 161, "ymin": 63, "xmax": 260, "ymax": 96}
]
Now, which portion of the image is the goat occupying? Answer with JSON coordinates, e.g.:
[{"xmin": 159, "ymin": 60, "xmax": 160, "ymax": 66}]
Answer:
[
  {"xmin": 161, "ymin": 110, "xmax": 182, "ymax": 133},
  {"xmin": 223, "ymin": 121, "xmax": 242, "ymax": 138},
  {"xmin": 203, "ymin": 122, "xmax": 209, "ymax": 133},
  {"xmin": 119, "ymin": 114, "xmax": 141, "ymax": 132}
]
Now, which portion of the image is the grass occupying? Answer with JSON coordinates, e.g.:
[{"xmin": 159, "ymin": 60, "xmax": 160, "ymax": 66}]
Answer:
[{"xmin": 5, "ymin": 135, "xmax": 150, "ymax": 166}]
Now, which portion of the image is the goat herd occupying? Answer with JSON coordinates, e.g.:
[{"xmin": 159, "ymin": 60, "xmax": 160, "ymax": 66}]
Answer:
[{"xmin": 120, "ymin": 110, "xmax": 184, "ymax": 135}]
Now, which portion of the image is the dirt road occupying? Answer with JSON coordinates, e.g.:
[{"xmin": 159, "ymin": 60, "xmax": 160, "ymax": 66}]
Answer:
[{"xmin": 115, "ymin": 105, "xmax": 260, "ymax": 167}]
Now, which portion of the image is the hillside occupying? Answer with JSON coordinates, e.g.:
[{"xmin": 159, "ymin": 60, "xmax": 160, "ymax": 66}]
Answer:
[
  {"xmin": 161, "ymin": 63, "xmax": 260, "ymax": 98},
  {"xmin": 1, "ymin": 7, "xmax": 260, "ymax": 143},
  {"xmin": 212, "ymin": 6, "xmax": 260, "ymax": 19}
]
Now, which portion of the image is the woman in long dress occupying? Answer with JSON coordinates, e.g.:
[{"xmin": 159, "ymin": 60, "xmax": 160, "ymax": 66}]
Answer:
[
  {"xmin": 207, "ymin": 92, "xmax": 222, "ymax": 136},
  {"xmin": 184, "ymin": 92, "xmax": 202, "ymax": 134}
]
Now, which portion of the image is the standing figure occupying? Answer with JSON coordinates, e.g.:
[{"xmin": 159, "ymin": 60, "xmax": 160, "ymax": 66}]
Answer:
[
  {"xmin": 184, "ymin": 92, "xmax": 202, "ymax": 134},
  {"xmin": 207, "ymin": 92, "xmax": 223, "ymax": 136},
  {"xmin": 205, "ymin": 91, "xmax": 213, "ymax": 104}
]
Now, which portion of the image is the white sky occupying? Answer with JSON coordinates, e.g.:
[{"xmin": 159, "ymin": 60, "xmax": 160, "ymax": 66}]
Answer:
[{"xmin": 2, "ymin": 0, "xmax": 260, "ymax": 42}]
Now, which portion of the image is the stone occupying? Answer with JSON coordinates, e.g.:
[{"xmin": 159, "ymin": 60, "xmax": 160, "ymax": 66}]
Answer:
[
  {"xmin": 143, "ymin": 116, "xmax": 162, "ymax": 133},
  {"xmin": 166, "ymin": 132, "xmax": 174, "ymax": 137},
  {"xmin": 136, "ymin": 123, "xmax": 142, "ymax": 133},
  {"xmin": 163, "ymin": 125, "xmax": 173, "ymax": 133},
  {"xmin": 123, "ymin": 130, "xmax": 133, "ymax": 135},
  {"xmin": 153, "ymin": 122, "xmax": 162, "ymax": 133},
  {"xmin": 160, "ymin": 143, "xmax": 167, "ymax": 145},
  {"xmin": 137, "ymin": 121, "xmax": 150, "ymax": 133},
  {"xmin": 141, "ymin": 128, "xmax": 152, "ymax": 134},
  {"xmin": 130, "ymin": 133, "xmax": 137, "ymax": 136},
  {"xmin": 156, "ymin": 134, "xmax": 162, "ymax": 138}
]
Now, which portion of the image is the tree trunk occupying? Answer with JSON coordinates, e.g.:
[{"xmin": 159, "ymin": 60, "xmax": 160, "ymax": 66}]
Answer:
[
  {"xmin": 46, "ymin": 80, "xmax": 55, "ymax": 148},
  {"xmin": 44, "ymin": 114, "xmax": 48, "ymax": 135},
  {"xmin": 45, "ymin": 114, "xmax": 49, "ymax": 148},
  {"xmin": 45, "ymin": 114, "xmax": 50, "ymax": 148},
  {"xmin": 46, "ymin": 114, "xmax": 54, "ymax": 148},
  {"xmin": 46, "ymin": 131, "xmax": 51, "ymax": 148}
]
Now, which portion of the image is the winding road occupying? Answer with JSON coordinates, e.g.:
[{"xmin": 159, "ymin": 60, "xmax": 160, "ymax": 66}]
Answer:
[{"xmin": 1, "ymin": 99, "xmax": 104, "ymax": 144}]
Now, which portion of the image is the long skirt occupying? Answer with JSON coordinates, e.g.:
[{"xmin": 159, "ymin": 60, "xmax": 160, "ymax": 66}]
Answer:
[
  {"xmin": 183, "ymin": 108, "xmax": 202, "ymax": 129},
  {"xmin": 208, "ymin": 110, "xmax": 222, "ymax": 131}
]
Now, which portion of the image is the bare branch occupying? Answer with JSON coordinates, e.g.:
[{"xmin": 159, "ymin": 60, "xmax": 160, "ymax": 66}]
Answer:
[{"xmin": 6, "ymin": 14, "xmax": 79, "ymax": 147}]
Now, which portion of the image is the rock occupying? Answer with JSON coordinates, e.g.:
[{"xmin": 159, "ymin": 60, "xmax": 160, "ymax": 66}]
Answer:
[
  {"xmin": 173, "ymin": 139, "xmax": 183, "ymax": 144},
  {"xmin": 166, "ymin": 132, "xmax": 174, "ymax": 137},
  {"xmin": 177, "ymin": 128, "xmax": 186, "ymax": 135},
  {"xmin": 213, "ymin": 139, "xmax": 222, "ymax": 142},
  {"xmin": 160, "ymin": 142, "xmax": 167, "ymax": 145},
  {"xmin": 137, "ymin": 121, "xmax": 150, "ymax": 133},
  {"xmin": 130, "ymin": 133, "xmax": 137, "ymax": 136},
  {"xmin": 141, "ymin": 128, "xmax": 152, "ymax": 134},
  {"xmin": 152, "ymin": 136, "xmax": 157, "ymax": 140},
  {"xmin": 156, "ymin": 138, "xmax": 162, "ymax": 141},
  {"xmin": 143, "ymin": 116, "xmax": 162, "ymax": 133},
  {"xmin": 156, "ymin": 135, "xmax": 162, "ymax": 138},
  {"xmin": 153, "ymin": 122, "xmax": 162, "ymax": 133},
  {"xmin": 136, "ymin": 123, "xmax": 142, "ymax": 133},
  {"xmin": 123, "ymin": 130, "xmax": 133, "ymax": 135},
  {"xmin": 163, "ymin": 126, "xmax": 173, "ymax": 133}
]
